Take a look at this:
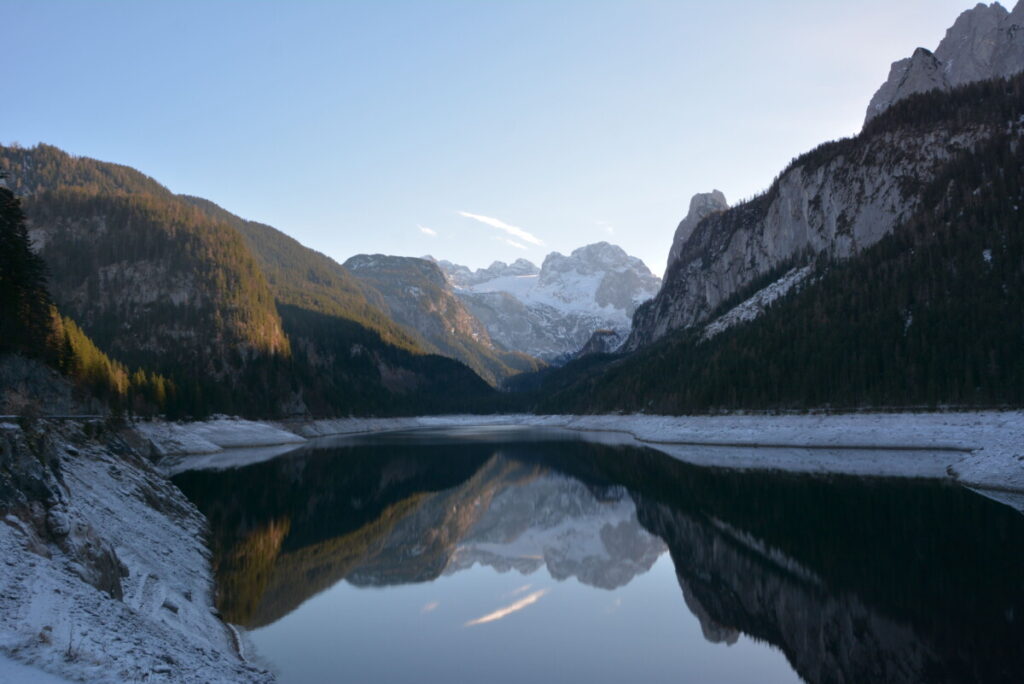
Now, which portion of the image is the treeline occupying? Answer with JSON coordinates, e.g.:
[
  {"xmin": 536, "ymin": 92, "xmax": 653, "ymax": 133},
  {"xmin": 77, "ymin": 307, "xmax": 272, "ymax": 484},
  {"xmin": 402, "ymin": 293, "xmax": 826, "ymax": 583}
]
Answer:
[
  {"xmin": 537, "ymin": 119, "xmax": 1024, "ymax": 413},
  {"xmin": 279, "ymin": 304, "xmax": 506, "ymax": 416},
  {"xmin": 0, "ymin": 143, "xmax": 172, "ymax": 199}
]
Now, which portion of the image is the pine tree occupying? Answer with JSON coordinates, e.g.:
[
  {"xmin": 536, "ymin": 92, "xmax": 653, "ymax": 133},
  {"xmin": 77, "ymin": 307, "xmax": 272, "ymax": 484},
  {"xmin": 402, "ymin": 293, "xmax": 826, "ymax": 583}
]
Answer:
[{"xmin": 0, "ymin": 180, "xmax": 54, "ymax": 355}]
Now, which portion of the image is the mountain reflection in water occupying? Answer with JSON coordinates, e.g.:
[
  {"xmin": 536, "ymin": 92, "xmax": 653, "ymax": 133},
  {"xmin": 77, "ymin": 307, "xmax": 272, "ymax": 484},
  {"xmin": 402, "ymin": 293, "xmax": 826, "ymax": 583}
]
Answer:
[{"xmin": 173, "ymin": 427, "xmax": 1024, "ymax": 684}]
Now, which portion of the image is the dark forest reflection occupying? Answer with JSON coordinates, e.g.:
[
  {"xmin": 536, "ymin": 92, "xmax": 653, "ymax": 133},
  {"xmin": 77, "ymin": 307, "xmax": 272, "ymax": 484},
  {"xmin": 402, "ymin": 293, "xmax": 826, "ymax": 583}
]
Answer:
[{"xmin": 173, "ymin": 427, "xmax": 1024, "ymax": 684}]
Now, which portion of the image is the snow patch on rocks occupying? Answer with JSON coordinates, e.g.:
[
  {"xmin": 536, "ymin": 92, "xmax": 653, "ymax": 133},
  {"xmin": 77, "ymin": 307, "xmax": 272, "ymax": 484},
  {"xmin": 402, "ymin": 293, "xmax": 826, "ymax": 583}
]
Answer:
[
  {"xmin": 702, "ymin": 265, "xmax": 813, "ymax": 340},
  {"xmin": 437, "ymin": 243, "xmax": 661, "ymax": 361}
]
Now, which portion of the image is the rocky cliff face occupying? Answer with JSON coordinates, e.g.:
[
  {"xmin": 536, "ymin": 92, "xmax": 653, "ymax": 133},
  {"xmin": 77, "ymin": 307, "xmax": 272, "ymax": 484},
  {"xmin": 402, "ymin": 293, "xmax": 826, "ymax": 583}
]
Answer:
[
  {"xmin": 437, "ymin": 243, "xmax": 660, "ymax": 361},
  {"xmin": 666, "ymin": 190, "xmax": 728, "ymax": 272},
  {"xmin": 628, "ymin": 106, "xmax": 1000, "ymax": 350},
  {"xmin": 866, "ymin": 1, "xmax": 1024, "ymax": 123},
  {"xmin": 346, "ymin": 254, "xmax": 491, "ymax": 346},
  {"xmin": 628, "ymin": 3, "xmax": 1024, "ymax": 352}
]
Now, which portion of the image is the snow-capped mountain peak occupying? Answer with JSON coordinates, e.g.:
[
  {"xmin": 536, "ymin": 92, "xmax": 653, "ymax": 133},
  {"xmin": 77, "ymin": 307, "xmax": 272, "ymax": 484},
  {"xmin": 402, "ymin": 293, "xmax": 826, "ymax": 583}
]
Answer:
[{"xmin": 435, "ymin": 243, "xmax": 661, "ymax": 361}]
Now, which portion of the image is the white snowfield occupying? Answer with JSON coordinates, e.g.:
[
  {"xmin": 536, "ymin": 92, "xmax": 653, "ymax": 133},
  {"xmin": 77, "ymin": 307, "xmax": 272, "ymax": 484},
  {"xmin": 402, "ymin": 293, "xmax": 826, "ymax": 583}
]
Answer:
[
  {"xmin": 0, "ymin": 432, "xmax": 273, "ymax": 684},
  {"xmin": 150, "ymin": 412, "xmax": 1024, "ymax": 501}
]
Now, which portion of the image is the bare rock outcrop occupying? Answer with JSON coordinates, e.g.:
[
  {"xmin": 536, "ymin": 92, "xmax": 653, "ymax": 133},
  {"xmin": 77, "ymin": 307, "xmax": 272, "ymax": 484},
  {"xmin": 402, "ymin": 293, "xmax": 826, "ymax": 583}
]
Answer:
[
  {"xmin": 865, "ymin": 1, "xmax": 1024, "ymax": 124},
  {"xmin": 666, "ymin": 190, "xmax": 728, "ymax": 272}
]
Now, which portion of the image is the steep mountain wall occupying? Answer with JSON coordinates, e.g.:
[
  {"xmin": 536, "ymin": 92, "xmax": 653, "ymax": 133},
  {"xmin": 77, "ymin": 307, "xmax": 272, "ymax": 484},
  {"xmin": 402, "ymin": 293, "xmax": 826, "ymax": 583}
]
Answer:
[
  {"xmin": 866, "ymin": 1, "xmax": 1024, "ymax": 123},
  {"xmin": 627, "ymin": 88, "xmax": 1006, "ymax": 351}
]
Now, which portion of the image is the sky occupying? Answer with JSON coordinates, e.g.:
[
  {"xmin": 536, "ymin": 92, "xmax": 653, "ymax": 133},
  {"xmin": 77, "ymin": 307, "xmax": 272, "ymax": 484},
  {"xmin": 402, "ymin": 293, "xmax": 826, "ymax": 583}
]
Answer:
[{"xmin": 4, "ymin": 0, "xmax": 977, "ymax": 276}]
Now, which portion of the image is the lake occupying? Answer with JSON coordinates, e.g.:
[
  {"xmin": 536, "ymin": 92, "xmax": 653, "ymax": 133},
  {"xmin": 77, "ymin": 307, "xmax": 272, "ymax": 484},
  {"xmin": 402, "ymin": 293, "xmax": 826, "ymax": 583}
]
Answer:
[{"xmin": 172, "ymin": 426, "xmax": 1024, "ymax": 683}]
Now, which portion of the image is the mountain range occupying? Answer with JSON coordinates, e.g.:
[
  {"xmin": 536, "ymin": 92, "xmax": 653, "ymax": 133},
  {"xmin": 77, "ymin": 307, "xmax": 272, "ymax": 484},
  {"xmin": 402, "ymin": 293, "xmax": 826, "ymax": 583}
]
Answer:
[
  {"xmin": 434, "ymin": 243, "xmax": 661, "ymax": 361},
  {"xmin": 3, "ymin": 1, "xmax": 1023, "ymax": 417}
]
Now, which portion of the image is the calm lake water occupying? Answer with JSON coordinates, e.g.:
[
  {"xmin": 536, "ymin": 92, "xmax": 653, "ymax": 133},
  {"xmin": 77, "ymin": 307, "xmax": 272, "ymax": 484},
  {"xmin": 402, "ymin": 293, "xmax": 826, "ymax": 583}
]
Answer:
[{"xmin": 173, "ymin": 426, "xmax": 1024, "ymax": 684}]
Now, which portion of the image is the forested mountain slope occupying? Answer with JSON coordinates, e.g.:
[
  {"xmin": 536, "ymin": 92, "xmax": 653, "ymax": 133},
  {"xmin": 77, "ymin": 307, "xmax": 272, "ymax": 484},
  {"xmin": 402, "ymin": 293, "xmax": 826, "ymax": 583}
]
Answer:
[
  {"xmin": 0, "ymin": 144, "xmax": 497, "ymax": 417},
  {"xmin": 533, "ymin": 76, "xmax": 1024, "ymax": 413},
  {"xmin": 178, "ymin": 196, "xmax": 423, "ymax": 353},
  {"xmin": 344, "ymin": 254, "xmax": 542, "ymax": 386}
]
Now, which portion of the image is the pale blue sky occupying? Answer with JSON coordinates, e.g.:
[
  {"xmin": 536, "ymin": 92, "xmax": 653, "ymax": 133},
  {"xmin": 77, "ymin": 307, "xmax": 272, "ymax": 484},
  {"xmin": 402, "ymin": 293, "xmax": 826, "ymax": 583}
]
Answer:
[{"xmin": 5, "ymin": 0, "xmax": 974, "ymax": 275}]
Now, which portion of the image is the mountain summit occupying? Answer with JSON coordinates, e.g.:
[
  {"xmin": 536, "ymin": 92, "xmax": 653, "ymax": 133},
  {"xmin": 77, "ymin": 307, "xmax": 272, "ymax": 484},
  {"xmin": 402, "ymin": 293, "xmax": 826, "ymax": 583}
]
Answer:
[
  {"xmin": 866, "ymin": 1, "xmax": 1024, "ymax": 123},
  {"xmin": 436, "ymin": 243, "xmax": 660, "ymax": 361},
  {"xmin": 666, "ymin": 191, "xmax": 729, "ymax": 272}
]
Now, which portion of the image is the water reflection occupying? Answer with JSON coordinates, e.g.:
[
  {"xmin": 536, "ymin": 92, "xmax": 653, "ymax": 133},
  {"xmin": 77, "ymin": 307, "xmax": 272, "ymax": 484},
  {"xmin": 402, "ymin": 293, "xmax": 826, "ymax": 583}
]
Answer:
[{"xmin": 173, "ymin": 427, "xmax": 1024, "ymax": 683}]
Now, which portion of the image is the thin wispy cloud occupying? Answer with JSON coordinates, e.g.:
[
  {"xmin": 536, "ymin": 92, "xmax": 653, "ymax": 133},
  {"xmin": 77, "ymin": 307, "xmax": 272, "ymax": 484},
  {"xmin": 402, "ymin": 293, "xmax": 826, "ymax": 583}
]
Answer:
[
  {"xmin": 421, "ymin": 601, "xmax": 440, "ymax": 614},
  {"xmin": 597, "ymin": 220, "xmax": 615, "ymax": 236},
  {"xmin": 503, "ymin": 238, "xmax": 527, "ymax": 250},
  {"xmin": 505, "ymin": 584, "xmax": 533, "ymax": 598},
  {"xmin": 458, "ymin": 211, "xmax": 544, "ymax": 247},
  {"xmin": 464, "ymin": 589, "xmax": 548, "ymax": 627},
  {"xmin": 417, "ymin": 224, "xmax": 438, "ymax": 237}
]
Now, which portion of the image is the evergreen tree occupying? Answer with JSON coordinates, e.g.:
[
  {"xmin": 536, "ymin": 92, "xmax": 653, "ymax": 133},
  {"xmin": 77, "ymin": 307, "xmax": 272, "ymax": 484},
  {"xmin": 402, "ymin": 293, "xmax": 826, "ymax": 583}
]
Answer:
[{"xmin": 0, "ymin": 179, "xmax": 53, "ymax": 355}]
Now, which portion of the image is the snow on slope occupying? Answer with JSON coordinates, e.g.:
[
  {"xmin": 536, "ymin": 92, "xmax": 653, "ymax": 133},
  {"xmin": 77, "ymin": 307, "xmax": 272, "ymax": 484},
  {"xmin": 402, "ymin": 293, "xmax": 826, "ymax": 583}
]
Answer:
[
  {"xmin": 0, "ymin": 654, "xmax": 71, "ymax": 683},
  {"xmin": 0, "ymin": 427, "xmax": 272, "ymax": 683},
  {"xmin": 702, "ymin": 265, "xmax": 813, "ymax": 340},
  {"xmin": 434, "ymin": 243, "xmax": 661, "ymax": 360},
  {"xmin": 136, "ymin": 417, "xmax": 305, "ymax": 457}
]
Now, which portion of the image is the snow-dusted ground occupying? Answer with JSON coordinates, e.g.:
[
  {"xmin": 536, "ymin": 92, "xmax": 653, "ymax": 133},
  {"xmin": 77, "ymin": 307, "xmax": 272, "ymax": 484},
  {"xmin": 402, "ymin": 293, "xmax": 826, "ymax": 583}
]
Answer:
[
  {"xmin": 0, "ymin": 428, "xmax": 273, "ymax": 683},
  {"xmin": 135, "ymin": 417, "xmax": 305, "ymax": 457},
  {"xmin": 149, "ymin": 412, "xmax": 1024, "ymax": 504},
  {"xmin": 0, "ymin": 653, "xmax": 71, "ymax": 683}
]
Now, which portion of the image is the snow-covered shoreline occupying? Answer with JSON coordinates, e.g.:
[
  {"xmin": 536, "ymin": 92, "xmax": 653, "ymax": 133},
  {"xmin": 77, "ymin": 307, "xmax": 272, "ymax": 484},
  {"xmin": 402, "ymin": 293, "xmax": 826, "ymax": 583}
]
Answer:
[
  {"xmin": 146, "ymin": 412, "xmax": 1024, "ymax": 497},
  {"xmin": 0, "ymin": 423, "xmax": 273, "ymax": 683}
]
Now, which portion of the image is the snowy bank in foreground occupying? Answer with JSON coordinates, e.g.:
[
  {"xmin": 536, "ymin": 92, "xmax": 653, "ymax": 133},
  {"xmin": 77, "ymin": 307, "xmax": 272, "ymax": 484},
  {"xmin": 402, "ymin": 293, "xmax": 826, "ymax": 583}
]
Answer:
[{"xmin": 0, "ymin": 423, "xmax": 272, "ymax": 683}]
